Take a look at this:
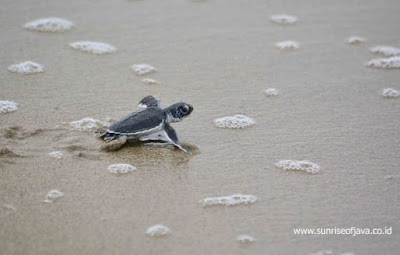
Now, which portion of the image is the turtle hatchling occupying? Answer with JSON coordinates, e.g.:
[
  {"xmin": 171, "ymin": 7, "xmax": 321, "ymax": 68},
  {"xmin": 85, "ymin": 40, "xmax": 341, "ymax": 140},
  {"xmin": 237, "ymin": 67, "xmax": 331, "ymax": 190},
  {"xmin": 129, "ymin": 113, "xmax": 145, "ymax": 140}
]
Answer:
[{"xmin": 99, "ymin": 96, "xmax": 193, "ymax": 152}]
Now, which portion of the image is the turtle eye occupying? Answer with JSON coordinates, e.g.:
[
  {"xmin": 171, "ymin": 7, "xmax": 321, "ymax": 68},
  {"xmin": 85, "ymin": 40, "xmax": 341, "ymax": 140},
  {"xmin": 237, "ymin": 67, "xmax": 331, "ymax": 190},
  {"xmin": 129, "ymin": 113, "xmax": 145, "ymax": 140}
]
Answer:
[{"xmin": 181, "ymin": 105, "xmax": 189, "ymax": 113}]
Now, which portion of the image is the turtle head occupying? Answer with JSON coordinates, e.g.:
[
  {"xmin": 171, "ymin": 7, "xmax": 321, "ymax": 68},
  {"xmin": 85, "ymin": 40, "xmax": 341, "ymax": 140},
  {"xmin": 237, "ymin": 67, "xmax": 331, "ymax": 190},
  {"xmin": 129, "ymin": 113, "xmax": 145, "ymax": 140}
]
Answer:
[{"xmin": 165, "ymin": 102, "xmax": 193, "ymax": 123}]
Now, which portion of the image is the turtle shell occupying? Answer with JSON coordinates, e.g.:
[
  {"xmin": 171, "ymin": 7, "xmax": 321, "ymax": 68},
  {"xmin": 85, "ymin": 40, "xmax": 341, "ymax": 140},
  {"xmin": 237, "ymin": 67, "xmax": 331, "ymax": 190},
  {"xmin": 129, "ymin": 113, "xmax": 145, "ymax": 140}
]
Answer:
[{"xmin": 108, "ymin": 107, "xmax": 165, "ymax": 135}]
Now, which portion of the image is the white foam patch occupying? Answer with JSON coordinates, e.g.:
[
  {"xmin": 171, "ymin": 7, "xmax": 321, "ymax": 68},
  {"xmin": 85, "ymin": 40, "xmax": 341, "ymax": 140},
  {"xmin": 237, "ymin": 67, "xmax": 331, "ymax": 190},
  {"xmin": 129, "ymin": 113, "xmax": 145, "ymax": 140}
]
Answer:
[
  {"xmin": 381, "ymin": 88, "xmax": 399, "ymax": 98},
  {"xmin": 146, "ymin": 224, "xmax": 171, "ymax": 237},
  {"xmin": 213, "ymin": 115, "xmax": 255, "ymax": 129},
  {"xmin": 8, "ymin": 61, "xmax": 44, "ymax": 74},
  {"xmin": 236, "ymin": 235, "xmax": 255, "ymax": 244},
  {"xmin": 367, "ymin": 56, "xmax": 400, "ymax": 69},
  {"xmin": 2, "ymin": 203, "xmax": 17, "ymax": 212},
  {"xmin": 275, "ymin": 40, "xmax": 299, "ymax": 50},
  {"xmin": 199, "ymin": 194, "xmax": 257, "ymax": 207},
  {"xmin": 131, "ymin": 64, "xmax": 156, "ymax": 75},
  {"xmin": 70, "ymin": 117, "xmax": 110, "ymax": 131},
  {"xmin": 69, "ymin": 41, "xmax": 116, "ymax": 55},
  {"xmin": 270, "ymin": 14, "xmax": 298, "ymax": 25},
  {"xmin": 309, "ymin": 250, "xmax": 333, "ymax": 255},
  {"xmin": 44, "ymin": 189, "xmax": 63, "ymax": 203},
  {"xmin": 275, "ymin": 160, "xmax": 320, "ymax": 174},
  {"xmin": 0, "ymin": 100, "xmax": 18, "ymax": 113},
  {"xmin": 48, "ymin": 151, "xmax": 63, "ymax": 159},
  {"xmin": 369, "ymin": 45, "xmax": 400, "ymax": 56},
  {"xmin": 142, "ymin": 78, "xmax": 159, "ymax": 85},
  {"xmin": 107, "ymin": 164, "xmax": 136, "ymax": 174},
  {"xmin": 24, "ymin": 17, "xmax": 74, "ymax": 32},
  {"xmin": 264, "ymin": 88, "xmax": 278, "ymax": 96},
  {"xmin": 347, "ymin": 36, "xmax": 366, "ymax": 44}
]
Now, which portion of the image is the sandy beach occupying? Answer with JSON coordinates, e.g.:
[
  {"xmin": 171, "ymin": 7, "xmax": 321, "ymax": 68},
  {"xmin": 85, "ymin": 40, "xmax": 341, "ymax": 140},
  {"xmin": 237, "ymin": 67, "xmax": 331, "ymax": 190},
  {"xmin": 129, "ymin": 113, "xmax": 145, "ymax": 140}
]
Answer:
[{"xmin": 1, "ymin": 0, "xmax": 399, "ymax": 254}]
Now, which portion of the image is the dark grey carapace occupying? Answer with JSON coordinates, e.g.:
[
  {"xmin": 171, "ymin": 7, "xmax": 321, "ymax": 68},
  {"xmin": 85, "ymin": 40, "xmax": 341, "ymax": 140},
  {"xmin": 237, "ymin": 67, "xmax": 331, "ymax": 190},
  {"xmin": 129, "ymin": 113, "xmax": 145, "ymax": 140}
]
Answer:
[{"xmin": 100, "ymin": 96, "xmax": 193, "ymax": 152}]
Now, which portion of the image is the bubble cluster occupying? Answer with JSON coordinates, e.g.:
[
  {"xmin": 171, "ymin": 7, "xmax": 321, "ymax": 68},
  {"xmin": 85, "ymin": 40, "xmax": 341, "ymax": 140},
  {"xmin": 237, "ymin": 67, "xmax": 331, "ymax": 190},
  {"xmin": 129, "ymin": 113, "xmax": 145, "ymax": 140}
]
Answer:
[
  {"xmin": 24, "ymin": 17, "xmax": 74, "ymax": 32},
  {"xmin": 367, "ymin": 56, "xmax": 400, "ymax": 69},
  {"xmin": 213, "ymin": 115, "xmax": 255, "ymax": 129},
  {"xmin": 131, "ymin": 64, "xmax": 156, "ymax": 75},
  {"xmin": 142, "ymin": 78, "xmax": 159, "ymax": 85},
  {"xmin": 275, "ymin": 160, "xmax": 320, "ymax": 174},
  {"xmin": 199, "ymin": 194, "xmax": 257, "ymax": 207},
  {"xmin": 70, "ymin": 117, "xmax": 110, "ymax": 131},
  {"xmin": 270, "ymin": 14, "xmax": 298, "ymax": 25},
  {"xmin": 69, "ymin": 41, "xmax": 117, "ymax": 55},
  {"xmin": 107, "ymin": 164, "xmax": 136, "ymax": 174},
  {"xmin": 275, "ymin": 40, "xmax": 299, "ymax": 50},
  {"xmin": 146, "ymin": 224, "xmax": 171, "ymax": 237},
  {"xmin": 0, "ymin": 100, "xmax": 18, "ymax": 113},
  {"xmin": 369, "ymin": 45, "xmax": 400, "ymax": 57},
  {"xmin": 8, "ymin": 61, "xmax": 44, "ymax": 74},
  {"xmin": 48, "ymin": 151, "xmax": 63, "ymax": 159},
  {"xmin": 264, "ymin": 88, "xmax": 278, "ymax": 97},
  {"xmin": 236, "ymin": 235, "xmax": 255, "ymax": 244},
  {"xmin": 44, "ymin": 190, "xmax": 63, "ymax": 203},
  {"xmin": 347, "ymin": 36, "xmax": 366, "ymax": 44},
  {"xmin": 381, "ymin": 88, "xmax": 399, "ymax": 98}
]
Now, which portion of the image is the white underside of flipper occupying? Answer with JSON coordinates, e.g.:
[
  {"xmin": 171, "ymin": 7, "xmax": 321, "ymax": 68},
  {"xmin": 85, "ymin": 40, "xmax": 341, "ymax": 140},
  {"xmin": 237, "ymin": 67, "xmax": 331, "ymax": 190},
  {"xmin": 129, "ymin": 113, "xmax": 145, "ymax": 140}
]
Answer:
[{"xmin": 139, "ymin": 130, "xmax": 170, "ymax": 142}]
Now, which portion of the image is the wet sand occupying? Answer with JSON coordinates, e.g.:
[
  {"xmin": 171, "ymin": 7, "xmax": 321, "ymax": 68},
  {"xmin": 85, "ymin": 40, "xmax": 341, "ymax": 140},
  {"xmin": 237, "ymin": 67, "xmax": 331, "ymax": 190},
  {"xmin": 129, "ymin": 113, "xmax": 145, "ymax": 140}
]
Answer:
[{"xmin": 1, "ymin": 0, "xmax": 399, "ymax": 254}]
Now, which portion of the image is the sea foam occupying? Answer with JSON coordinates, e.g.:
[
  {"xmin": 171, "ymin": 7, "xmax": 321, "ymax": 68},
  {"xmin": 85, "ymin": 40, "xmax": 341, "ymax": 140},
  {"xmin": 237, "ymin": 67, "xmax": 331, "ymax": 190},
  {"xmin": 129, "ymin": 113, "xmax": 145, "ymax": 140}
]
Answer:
[
  {"xmin": 70, "ymin": 117, "xmax": 109, "ymax": 131},
  {"xmin": 131, "ymin": 64, "xmax": 156, "ymax": 75},
  {"xmin": 8, "ymin": 61, "xmax": 44, "ymax": 74},
  {"xmin": 381, "ymin": 88, "xmax": 399, "ymax": 98},
  {"xmin": 24, "ymin": 17, "xmax": 74, "ymax": 32},
  {"xmin": 0, "ymin": 100, "xmax": 18, "ymax": 113},
  {"xmin": 44, "ymin": 190, "xmax": 63, "ymax": 203},
  {"xmin": 264, "ymin": 88, "xmax": 278, "ymax": 96},
  {"xmin": 142, "ymin": 78, "xmax": 159, "ymax": 85},
  {"xmin": 275, "ymin": 160, "xmax": 320, "ymax": 174},
  {"xmin": 236, "ymin": 235, "xmax": 255, "ymax": 244},
  {"xmin": 367, "ymin": 56, "xmax": 400, "ymax": 69},
  {"xmin": 69, "ymin": 41, "xmax": 116, "ymax": 54},
  {"xmin": 275, "ymin": 40, "xmax": 299, "ymax": 50},
  {"xmin": 347, "ymin": 36, "xmax": 366, "ymax": 44},
  {"xmin": 369, "ymin": 46, "xmax": 400, "ymax": 56},
  {"xmin": 213, "ymin": 115, "xmax": 255, "ymax": 129},
  {"xmin": 49, "ymin": 151, "xmax": 63, "ymax": 159},
  {"xmin": 270, "ymin": 14, "xmax": 298, "ymax": 25},
  {"xmin": 107, "ymin": 164, "xmax": 136, "ymax": 174},
  {"xmin": 146, "ymin": 224, "xmax": 171, "ymax": 237},
  {"xmin": 199, "ymin": 194, "xmax": 257, "ymax": 207}
]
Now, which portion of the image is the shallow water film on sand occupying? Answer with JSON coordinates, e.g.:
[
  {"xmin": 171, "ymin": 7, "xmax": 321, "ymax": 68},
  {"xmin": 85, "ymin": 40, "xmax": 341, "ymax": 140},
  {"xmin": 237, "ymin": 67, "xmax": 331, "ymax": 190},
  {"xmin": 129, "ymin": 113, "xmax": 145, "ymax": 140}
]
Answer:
[{"xmin": 0, "ymin": 0, "xmax": 399, "ymax": 254}]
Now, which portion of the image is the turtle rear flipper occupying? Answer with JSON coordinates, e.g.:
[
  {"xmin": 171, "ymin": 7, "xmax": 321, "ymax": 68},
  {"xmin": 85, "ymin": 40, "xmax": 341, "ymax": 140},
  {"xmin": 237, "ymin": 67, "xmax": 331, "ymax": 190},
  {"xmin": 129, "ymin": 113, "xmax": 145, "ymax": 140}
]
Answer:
[{"xmin": 101, "ymin": 135, "xmax": 127, "ymax": 151}]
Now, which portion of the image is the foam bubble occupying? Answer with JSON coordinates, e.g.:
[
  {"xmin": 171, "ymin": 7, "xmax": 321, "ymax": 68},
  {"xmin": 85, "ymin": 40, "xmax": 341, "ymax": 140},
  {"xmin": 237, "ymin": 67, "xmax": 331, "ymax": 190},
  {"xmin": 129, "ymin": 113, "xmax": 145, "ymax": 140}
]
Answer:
[
  {"xmin": 275, "ymin": 160, "xmax": 320, "ymax": 174},
  {"xmin": 270, "ymin": 14, "xmax": 298, "ymax": 25},
  {"xmin": 44, "ymin": 189, "xmax": 63, "ymax": 203},
  {"xmin": 0, "ymin": 100, "xmax": 18, "ymax": 113},
  {"xmin": 213, "ymin": 115, "xmax": 255, "ymax": 129},
  {"xmin": 199, "ymin": 194, "xmax": 257, "ymax": 207},
  {"xmin": 236, "ymin": 235, "xmax": 255, "ymax": 244},
  {"xmin": 146, "ymin": 224, "xmax": 171, "ymax": 237},
  {"xmin": 131, "ymin": 64, "xmax": 156, "ymax": 75},
  {"xmin": 381, "ymin": 88, "xmax": 399, "ymax": 98},
  {"xmin": 107, "ymin": 164, "xmax": 136, "ymax": 174},
  {"xmin": 24, "ymin": 17, "xmax": 74, "ymax": 32},
  {"xmin": 8, "ymin": 61, "xmax": 44, "ymax": 74},
  {"xmin": 264, "ymin": 88, "xmax": 278, "ymax": 96},
  {"xmin": 275, "ymin": 40, "xmax": 299, "ymax": 50},
  {"xmin": 369, "ymin": 46, "xmax": 400, "ymax": 56},
  {"xmin": 48, "ymin": 151, "xmax": 63, "ymax": 159},
  {"xmin": 2, "ymin": 203, "xmax": 16, "ymax": 212},
  {"xmin": 309, "ymin": 250, "xmax": 333, "ymax": 255},
  {"xmin": 69, "ymin": 41, "xmax": 116, "ymax": 55},
  {"xmin": 367, "ymin": 56, "xmax": 400, "ymax": 69},
  {"xmin": 347, "ymin": 36, "xmax": 366, "ymax": 44},
  {"xmin": 142, "ymin": 78, "xmax": 159, "ymax": 85},
  {"xmin": 70, "ymin": 117, "xmax": 110, "ymax": 131}
]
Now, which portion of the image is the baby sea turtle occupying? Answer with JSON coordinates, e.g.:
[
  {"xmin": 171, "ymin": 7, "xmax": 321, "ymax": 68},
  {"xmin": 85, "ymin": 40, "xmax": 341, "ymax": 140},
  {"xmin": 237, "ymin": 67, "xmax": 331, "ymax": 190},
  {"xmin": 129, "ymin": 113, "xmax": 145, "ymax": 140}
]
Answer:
[{"xmin": 99, "ymin": 96, "xmax": 193, "ymax": 152}]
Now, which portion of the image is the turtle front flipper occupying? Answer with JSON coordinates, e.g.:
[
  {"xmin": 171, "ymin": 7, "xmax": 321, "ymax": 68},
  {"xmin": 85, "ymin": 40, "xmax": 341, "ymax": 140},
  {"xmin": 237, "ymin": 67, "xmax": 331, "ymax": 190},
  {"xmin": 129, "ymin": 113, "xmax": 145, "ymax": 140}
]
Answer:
[
  {"xmin": 137, "ymin": 95, "xmax": 161, "ymax": 110},
  {"xmin": 163, "ymin": 123, "xmax": 189, "ymax": 153}
]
